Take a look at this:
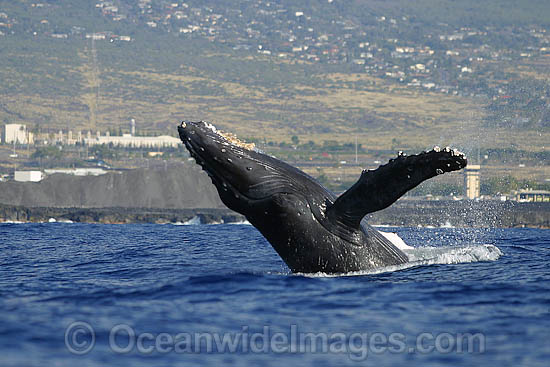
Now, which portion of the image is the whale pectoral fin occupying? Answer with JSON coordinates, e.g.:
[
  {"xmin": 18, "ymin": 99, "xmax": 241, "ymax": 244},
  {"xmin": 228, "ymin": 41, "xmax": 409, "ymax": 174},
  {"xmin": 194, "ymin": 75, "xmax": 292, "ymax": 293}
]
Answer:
[{"xmin": 326, "ymin": 148, "xmax": 467, "ymax": 229}]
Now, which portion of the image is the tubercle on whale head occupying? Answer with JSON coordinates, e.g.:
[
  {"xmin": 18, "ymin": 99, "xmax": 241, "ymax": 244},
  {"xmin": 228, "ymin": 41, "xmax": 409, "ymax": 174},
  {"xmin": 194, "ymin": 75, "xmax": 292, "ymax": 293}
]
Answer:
[
  {"xmin": 177, "ymin": 121, "xmax": 268, "ymax": 207},
  {"xmin": 178, "ymin": 120, "xmax": 255, "ymax": 151}
]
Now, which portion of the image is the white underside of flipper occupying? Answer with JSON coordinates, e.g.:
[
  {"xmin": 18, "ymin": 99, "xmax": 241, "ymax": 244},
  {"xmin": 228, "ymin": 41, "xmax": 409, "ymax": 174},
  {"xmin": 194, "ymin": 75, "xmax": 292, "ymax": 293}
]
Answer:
[{"xmin": 378, "ymin": 231, "xmax": 414, "ymax": 250}]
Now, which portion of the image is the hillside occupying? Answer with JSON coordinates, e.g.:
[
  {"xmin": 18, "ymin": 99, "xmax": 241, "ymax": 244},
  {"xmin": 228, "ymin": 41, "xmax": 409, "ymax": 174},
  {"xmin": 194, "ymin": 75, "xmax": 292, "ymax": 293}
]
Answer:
[{"xmin": 0, "ymin": 0, "xmax": 549, "ymax": 153}]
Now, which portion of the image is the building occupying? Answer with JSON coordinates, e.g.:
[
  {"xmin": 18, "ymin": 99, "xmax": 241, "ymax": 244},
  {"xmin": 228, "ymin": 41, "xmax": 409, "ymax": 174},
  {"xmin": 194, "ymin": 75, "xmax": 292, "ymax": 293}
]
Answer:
[
  {"xmin": 2, "ymin": 124, "xmax": 34, "ymax": 144},
  {"xmin": 44, "ymin": 168, "xmax": 108, "ymax": 176},
  {"xmin": 464, "ymin": 165, "xmax": 481, "ymax": 199},
  {"xmin": 14, "ymin": 171, "xmax": 43, "ymax": 182},
  {"xmin": 516, "ymin": 189, "xmax": 550, "ymax": 202},
  {"xmin": 84, "ymin": 133, "xmax": 181, "ymax": 148}
]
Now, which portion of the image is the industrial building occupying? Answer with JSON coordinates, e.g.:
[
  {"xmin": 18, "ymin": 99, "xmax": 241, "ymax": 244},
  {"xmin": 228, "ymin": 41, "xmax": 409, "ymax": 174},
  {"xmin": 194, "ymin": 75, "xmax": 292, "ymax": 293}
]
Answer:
[
  {"xmin": 84, "ymin": 133, "xmax": 181, "ymax": 148},
  {"xmin": 516, "ymin": 189, "xmax": 550, "ymax": 202},
  {"xmin": 2, "ymin": 124, "xmax": 34, "ymax": 144},
  {"xmin": 14, "ymin": 171, "xmax": 43, "ymax": 182}
]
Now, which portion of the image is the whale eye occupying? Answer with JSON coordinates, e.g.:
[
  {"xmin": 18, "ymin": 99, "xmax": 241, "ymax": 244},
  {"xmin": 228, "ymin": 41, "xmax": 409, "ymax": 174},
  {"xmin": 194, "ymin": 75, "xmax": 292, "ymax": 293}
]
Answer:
[{"xmin": 246, "ymin": 167, "xmax": 252, "ymax": 171}]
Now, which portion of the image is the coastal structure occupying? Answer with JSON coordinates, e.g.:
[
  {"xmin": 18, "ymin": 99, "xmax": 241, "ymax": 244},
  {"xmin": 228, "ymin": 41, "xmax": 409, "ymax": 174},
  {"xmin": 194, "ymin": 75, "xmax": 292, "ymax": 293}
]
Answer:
[
  {"xmin": 43, "ymin": 168, "xmax": 108, "ymax": 176},
  {"xmin": 464, "ymin": 165, "xmax": 481, "ymax": 199},
  {"xmin": 2, "ymin": 124, "xmax": 34, "ymax": 144},
  {"xmin": 516, "ymin": 189, "xmax": 550, "ymax": 202},
  {"xmin": 84, "ymin": 133, "xmax": 181, "ymax": 148},
  {"xmin": 14, "ymin": 171, "xmax": 43, "ymax": 182}
]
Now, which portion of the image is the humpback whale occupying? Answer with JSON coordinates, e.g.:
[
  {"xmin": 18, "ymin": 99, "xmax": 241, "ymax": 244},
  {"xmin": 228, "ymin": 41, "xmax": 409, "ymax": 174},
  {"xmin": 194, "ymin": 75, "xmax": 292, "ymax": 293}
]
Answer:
[{"xmin": 178, "ymin": 121, "xmax": 467, "ymax": 274}]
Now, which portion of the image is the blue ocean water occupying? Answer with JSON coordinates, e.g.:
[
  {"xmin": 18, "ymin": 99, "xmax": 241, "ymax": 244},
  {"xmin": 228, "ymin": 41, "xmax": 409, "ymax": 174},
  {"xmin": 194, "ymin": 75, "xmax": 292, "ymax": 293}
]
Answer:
[{"xmin": 0, "ymin": 222, "xmax": 548, "ymax": 366}]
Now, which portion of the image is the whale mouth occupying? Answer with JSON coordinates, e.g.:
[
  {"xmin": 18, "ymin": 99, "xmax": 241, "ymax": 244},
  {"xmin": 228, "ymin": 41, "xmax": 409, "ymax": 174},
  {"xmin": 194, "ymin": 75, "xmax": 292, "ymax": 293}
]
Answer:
[
  {"xmin": 178, "ymin": 121, "xmax": 231, "ymax": 174},
  {"xmin": 178, "ymin": 120, "xmax": 306, "ymax": 205}
]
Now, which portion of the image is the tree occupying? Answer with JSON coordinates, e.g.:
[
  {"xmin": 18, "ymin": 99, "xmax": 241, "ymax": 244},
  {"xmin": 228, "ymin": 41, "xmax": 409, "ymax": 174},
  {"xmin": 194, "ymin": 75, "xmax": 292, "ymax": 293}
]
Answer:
[{"xmin": 31, "ymin": 146, "xmax": 63, "ymax": 160}]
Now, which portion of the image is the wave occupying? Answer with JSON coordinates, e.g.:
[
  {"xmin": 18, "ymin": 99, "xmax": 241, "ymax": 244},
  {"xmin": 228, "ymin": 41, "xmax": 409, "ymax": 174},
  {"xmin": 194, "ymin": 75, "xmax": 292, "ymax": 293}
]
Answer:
[
  {"xmin": 182, "ymin": 216, "xmax": 202, "ymax": 225},
  {"xmin": 43, "ymin": 218, "xmax": 74, "ymax": 223},
  {"xmin": 300, "ymin": 244, "xmax": 503, "ymax": 278},
  {"xmin": 439, "ymin": 220, "xmax": 455, "ymax": 228},
  {"xmin": 171, "ymin": 218, "xmax": 251, "ymax": 225},
  {"xmin": 227, "ymin": 220, "xmax": 252, "ymax": 225},
  {"xmin": 206, "ymin": 220, "xmax": 225, "ymax": 225}
]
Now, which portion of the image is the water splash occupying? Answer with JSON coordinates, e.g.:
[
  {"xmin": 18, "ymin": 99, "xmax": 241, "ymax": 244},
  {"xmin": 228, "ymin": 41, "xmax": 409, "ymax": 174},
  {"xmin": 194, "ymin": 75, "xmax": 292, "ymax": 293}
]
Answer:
[
  {"xmin": 227, "ymin": 220, "xmax": 252, "ymax": 225},
  {"xmin": 183, "ymin": 216, "xmax": 202, "ymax": 225},
  {"xmin": 301, "ymin": 244, "xmax": 502, "ymax": 278}
]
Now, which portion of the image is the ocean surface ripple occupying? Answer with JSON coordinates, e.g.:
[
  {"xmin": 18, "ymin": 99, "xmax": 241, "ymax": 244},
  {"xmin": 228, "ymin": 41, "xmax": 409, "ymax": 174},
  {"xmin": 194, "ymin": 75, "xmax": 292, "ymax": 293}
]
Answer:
[{"xmin": 0, "ymin": 223, "xmax": 548, "ymax": 366}]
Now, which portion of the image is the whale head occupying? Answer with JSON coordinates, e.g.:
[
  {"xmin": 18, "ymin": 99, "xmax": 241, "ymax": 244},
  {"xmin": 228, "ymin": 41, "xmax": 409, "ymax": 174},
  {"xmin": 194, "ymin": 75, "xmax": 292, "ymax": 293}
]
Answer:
[{"xmin": 177, "ymin": 121, "xmax": 320, "ymax": 213}]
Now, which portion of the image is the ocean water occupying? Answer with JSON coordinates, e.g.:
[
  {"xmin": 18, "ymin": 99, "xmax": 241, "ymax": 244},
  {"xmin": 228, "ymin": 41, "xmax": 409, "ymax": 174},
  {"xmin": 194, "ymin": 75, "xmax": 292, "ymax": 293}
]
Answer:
[{"xmin": 0, "ymin": 222, "xmax": 548, "ymax": 367}]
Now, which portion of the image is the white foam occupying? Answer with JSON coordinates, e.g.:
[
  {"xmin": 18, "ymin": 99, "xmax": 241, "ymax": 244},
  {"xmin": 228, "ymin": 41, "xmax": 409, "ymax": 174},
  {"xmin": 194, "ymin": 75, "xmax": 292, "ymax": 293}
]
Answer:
[
  {"xmin": 439, "ymin": 221, "xmax": 455, "ymax": 228},
  {"xmin": 43, "ymin": 218, "xmax": 74, "ymax": 224},
  {"xmin": 300, "ymin": 244, "xmax": 502, "ymax": 278},
  {"xmin": 206, "ymin": 220, "xmax": 225, "ymax": 225},
  {"xmin": 182, "ymin": 216, "xmax": 202, "ymax": 225},
  {"xmin": 228, "ymin": 220, "xmax": 252, "ymax": 225},
  {"xmin": 404, "ymin": 244, "xmax": 502, "ymax": 264}
]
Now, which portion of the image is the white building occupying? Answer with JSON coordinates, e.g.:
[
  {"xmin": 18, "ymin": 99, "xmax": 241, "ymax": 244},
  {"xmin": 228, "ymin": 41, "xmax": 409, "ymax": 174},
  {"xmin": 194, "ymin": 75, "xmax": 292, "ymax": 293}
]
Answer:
[
  {"xmin": 44, "ymin": 168, "xmax": 108, "ymax": 176},
  {"xmin": 464, "ymin": 165, "xmax": 481, "ymax": 200},
  {"xmin": 3, "ymin": 124, "xmax": 34, "ymax": 144},
  {"xmin": 14, "ymin": 171, "xmax": 43, "ymax": 182},
  {"xmin": 84, "ymin": 133, "xmax": 181, "ymax": 148}
]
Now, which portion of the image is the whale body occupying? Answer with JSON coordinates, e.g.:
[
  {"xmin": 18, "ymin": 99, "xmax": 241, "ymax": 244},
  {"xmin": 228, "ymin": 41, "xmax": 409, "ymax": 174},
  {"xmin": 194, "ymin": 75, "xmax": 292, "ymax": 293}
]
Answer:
[{"xmin": 178, "ymin": 121, "xmax": 467, "ymax": 273}]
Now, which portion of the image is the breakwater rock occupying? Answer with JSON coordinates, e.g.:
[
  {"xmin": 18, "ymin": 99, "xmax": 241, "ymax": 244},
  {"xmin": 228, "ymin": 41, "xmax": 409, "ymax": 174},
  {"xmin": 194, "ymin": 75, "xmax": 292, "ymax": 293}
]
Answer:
[
  {"xmin": 367, "ymin": 200, "xmax": 549, "ymax": 229},
  {"xmin": 0, "ymin": 200, "xmax": 548, "ymax": 228},
  {"xmin": 0, "ymin": 205, "xmax": 245, "ymax": 224}
]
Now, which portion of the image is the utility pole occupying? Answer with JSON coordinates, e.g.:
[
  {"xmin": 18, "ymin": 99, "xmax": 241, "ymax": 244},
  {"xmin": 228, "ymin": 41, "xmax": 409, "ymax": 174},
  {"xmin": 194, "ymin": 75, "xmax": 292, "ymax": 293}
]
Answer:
[{"xmin": 355, "ymin": 135, "xmax": 358, "ymax": 164}]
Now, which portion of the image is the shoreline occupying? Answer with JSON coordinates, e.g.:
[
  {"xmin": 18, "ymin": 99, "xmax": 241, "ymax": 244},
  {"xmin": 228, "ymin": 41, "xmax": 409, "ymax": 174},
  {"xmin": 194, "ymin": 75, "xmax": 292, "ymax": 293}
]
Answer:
[
  {"xmin": 1, "ymin": 201, "xmax": 548, "ymax": 228},
  {"xmin": 0, "ymin": 205, "xmax": 245, "ymax": 225}
]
